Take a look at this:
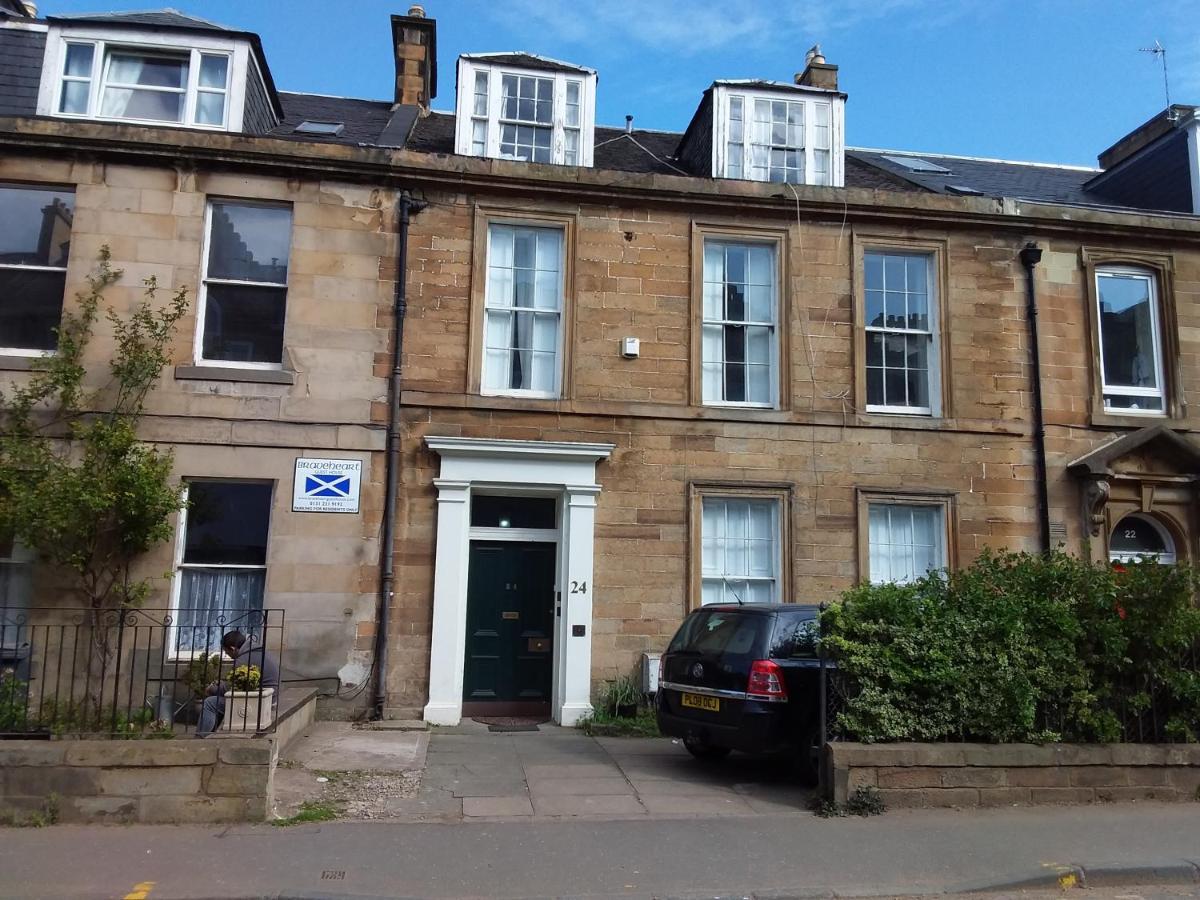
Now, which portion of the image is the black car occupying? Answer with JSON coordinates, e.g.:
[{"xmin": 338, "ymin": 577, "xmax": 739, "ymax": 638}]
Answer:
[{"xmin": 656, "ymin": 603, "xmax": 829, "ymax": 783}]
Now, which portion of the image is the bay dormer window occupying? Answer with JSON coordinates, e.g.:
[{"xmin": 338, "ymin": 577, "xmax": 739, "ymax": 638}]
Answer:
[
  {"xmin": 713, "ymin": 84, "xmax": 844, "ymax": 187},
  {"xmin": 37, "ymin": 25, "xmax": 253, "ymax": 131},
  {"xmin": 454, "ymin": 54, "xmax": 596, "ymax": 167}
]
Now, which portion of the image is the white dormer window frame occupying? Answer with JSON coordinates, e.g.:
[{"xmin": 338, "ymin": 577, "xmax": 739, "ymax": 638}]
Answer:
[
  {"xmin": 454, "ymin": 57, "xmax": 596, "ymax": 168},
  {"xmin": 36, "ymin": 24, "xmax": 250, "ymax": 131},
  {"xmin": 712, "ymin": 84, "xmax": 845, "ymax": 188}
]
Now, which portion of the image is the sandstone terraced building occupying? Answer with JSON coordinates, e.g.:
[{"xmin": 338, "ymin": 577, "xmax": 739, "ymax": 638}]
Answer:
[{"xmin": 2, "ymin": 1, "xmax": 1200, "ymax": 725}]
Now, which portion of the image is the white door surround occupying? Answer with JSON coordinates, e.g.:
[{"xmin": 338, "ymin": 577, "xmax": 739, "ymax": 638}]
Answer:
[{"xmin": 422, "ymin": 436, "xmax": 614, "ymax": 726}]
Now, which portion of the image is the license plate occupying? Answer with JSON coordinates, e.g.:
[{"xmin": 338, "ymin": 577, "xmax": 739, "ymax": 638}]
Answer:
[{"xmin": 680, "ymin": 692, "xmax": 719, "ymax": 712}]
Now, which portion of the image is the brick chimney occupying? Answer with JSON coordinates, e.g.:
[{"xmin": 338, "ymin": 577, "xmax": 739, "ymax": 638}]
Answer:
[
  {"xmin": 390, "ymin": 5, "xmax": 437, "ymax": 108},
  {"xmin": 795, "ymin": 44, "xmax": 838, "ymax": 91}
]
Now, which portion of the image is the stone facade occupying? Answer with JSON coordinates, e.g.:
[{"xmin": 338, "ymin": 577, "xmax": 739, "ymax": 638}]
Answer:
[
  {"xmin": 0, "ymin": 150, "xmax": 400, "ymax": 712},
  {"xmin": 0, "ymin": 738, "xmax": 275, "ymax": 824},
  {"xmin": 828, "ymin": 742, "xmax": 1200, "ymax": 808},
  {"xmin": 5, "ymin": 78, "xmax": 1200, "ymax": 727},
  {"xmin": 387, "ymin": 174, "xmax": 1200, "ymax": 717}
]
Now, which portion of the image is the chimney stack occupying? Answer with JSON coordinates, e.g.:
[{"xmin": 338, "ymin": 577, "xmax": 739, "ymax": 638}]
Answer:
[
  {"xmin": 390, "ymin": 7, "xmax": 437, "ymax": 108},
  {"xmin": 795, "ymin": 43, "xmax": 838, "ymax": 91},
  {"xmin": 20, "ymin": 1, "xmax": 38, "ymax": 16}
]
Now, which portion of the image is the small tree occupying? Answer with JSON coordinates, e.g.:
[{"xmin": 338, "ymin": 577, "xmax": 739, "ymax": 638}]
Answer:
[{"xmin": 0, "ymin": 247, "xmax": 188, "ymax": 617}]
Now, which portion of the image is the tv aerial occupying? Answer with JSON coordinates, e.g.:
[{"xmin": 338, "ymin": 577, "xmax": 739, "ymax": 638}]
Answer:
[{"xmin": 1138, "ymin": 40, "xmax": 1176, "ymax": 120}]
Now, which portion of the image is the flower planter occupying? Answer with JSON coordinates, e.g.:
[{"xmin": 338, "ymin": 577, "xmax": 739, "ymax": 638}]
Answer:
[{"xmin": 220, "ymin": 687, "xmax": 275, "ymax": 732}]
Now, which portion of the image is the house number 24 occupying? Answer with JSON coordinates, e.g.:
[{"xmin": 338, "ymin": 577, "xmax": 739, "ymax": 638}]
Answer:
[{"xmin": 569, "ymin": 581, "xmax": 588, "ymax": 595}]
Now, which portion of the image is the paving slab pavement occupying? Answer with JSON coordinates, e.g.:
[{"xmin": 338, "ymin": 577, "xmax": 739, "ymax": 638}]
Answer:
[{"xmin": 382, "ymin": 720, "xmax": 812, "ymax": 822}]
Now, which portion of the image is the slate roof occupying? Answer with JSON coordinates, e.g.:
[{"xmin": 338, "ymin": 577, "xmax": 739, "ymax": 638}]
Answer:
[
  {"xmin": 292, "ymin": 104, "xmax": 1127, "ymax": 205},
  {"xmin": 462, "ymin": 52, "xmax": 595, "ymax": 75},
  {"xmin": 51, "ymin": 8, "xmax": 232, "ymax": 30},
  {"xmin": 271, "ymin": 92, "xmax": 397, "ymax": 147},
  {"xmin": 847, "ymin": 149, "xmax": 1105, "ymax": 207},
  {"xmin": 403, "ymin": 110, "xmax": 940, "ymax": 191}
]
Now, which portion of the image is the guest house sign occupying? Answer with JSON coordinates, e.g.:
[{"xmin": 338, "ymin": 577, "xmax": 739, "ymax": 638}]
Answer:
[{"xmin": 292, "ymin": 457, "xmax": 363, "ymax": 513}]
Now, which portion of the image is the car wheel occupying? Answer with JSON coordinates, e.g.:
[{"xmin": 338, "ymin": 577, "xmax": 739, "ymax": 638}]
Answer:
[{"xmin": 683, "ymin": 734, "xmax": 730, "ymax": 761}]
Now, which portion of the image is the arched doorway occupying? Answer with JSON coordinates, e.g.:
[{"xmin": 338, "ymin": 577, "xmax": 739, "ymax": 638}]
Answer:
[{"xmin": 1109, "ymin": 513, "xmax": 1177, "ymax": 565}]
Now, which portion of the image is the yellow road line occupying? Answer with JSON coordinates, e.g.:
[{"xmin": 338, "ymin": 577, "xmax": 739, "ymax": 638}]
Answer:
[{"xmin": 123, "ymin": 882, "xmax": 155, "ymax": 900}]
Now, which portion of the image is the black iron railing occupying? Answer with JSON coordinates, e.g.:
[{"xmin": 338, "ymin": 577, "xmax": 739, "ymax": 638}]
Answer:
[{"xmin": 0, "ymin": 606, "xmax": 284, "ymax": 737}]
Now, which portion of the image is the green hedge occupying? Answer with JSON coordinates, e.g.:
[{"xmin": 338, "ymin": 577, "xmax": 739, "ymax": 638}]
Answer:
[{"xmin": 819, "ymin": 551, "xmax": 1200, "ymax": 743}]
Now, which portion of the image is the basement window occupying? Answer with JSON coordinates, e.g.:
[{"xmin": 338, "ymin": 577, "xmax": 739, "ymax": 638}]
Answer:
[{"xmin": 294, "ymin": 120, "xmax": 344, "ymax": 136}]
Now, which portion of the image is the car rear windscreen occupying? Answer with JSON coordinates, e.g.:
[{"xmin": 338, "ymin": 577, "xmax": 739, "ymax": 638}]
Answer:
[{"xmin": 667, "ymin": 609, "xmax": 768, "ymax": 657}]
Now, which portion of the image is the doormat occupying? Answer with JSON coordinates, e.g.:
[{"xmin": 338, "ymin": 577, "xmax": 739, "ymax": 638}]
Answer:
[{"xmin": 472, "ymin": 716, "xmax": 550, "ymax": 732}]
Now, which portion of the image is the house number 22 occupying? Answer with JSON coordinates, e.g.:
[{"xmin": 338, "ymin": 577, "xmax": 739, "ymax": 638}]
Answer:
[{"xmin": 569, "ymin": 581, "xmax": 588, "ymax": 595}]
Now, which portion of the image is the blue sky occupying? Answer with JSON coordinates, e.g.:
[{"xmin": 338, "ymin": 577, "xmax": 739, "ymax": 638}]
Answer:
[{"xmin": 45, "ymin": 0, "xmax": 1200, "ymax": 167}]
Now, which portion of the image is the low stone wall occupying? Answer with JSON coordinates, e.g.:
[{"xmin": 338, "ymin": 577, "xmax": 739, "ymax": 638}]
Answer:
[
  {"xmin": 0, "ymin": 738, "xmax": 275, "ymax": 824},
  {"xmin": 827, "ymin": 742, "xmax": 1200, "ymax": 809}
]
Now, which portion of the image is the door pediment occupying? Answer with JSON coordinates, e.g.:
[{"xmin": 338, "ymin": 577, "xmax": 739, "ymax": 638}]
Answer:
[{"xmin": 1068, "ymin": 425, "xmax": 1200, "ymax": 480}]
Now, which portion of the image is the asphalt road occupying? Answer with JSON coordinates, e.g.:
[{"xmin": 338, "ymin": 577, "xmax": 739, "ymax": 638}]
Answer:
[{"xmin": 2, "ymin": 803, "xmax": 1199, "ymax": 899}]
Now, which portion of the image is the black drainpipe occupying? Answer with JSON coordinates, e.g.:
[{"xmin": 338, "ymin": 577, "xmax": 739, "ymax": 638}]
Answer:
[
  {"xmin": 1019, "ymin": 241, "xmax": 1051, "ymax": 554},
  {"xmin": 374, "ymin": 190, "xmax": 427, "ymax": 720}
]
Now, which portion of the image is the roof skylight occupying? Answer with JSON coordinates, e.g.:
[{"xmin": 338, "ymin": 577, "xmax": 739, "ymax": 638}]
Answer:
[
  {"xmin": 882, "ymin": 154, "xmax": 952, "ymax": 174},
  {"xmin": 294, "ymin": 121, "xmax": 344, "ymax": 136}
]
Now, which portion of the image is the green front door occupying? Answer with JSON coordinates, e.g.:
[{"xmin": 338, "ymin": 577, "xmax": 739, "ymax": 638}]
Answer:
[{"xmin": 463, "ymin": 541, "xmax": 556, "ymax": 710}]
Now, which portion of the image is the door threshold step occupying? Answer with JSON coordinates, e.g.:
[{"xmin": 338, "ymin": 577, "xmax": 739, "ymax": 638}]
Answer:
[{"xmin": 359, "ymin": 719, "xmax": 429, "ymax": 732}]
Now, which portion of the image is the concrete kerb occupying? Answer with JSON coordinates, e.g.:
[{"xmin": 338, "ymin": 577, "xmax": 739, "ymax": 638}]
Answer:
[
  {"xmin": 151, "ymin": 860, "xmax": 1200, "ymax": 900},
  {"xmin": 950, "ymin": 859, "xmax": 1200, "ymax": 894}
]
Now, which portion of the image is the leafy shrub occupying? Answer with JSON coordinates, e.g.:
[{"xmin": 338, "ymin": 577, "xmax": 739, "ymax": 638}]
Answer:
[
  {"xmin": 811, "ymin": 787, "xmax": 886, "ymax": 818},
  {"xmin": 821, "ymin": 550, "xmax": 1200, "ymax": 744},
  {"xmin": 183, "ymin": 653, "xmax": 223, "ymax": 699},
  {"xmin": 598, "ymin": 672, "xmax": 642, "ymax": 714},
  {"xmin": 0, "ymin": 668, "xmax": 30, "ymax": 732},
  {"xmin": 228, "ymin": 664, "xmax": 262, "ymax": 692}
]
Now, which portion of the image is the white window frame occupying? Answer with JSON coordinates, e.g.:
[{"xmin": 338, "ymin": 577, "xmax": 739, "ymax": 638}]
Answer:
[
  {"xmin": 37, "ymin": 25, "xmax": 250, "ymax": 131},
  {"xmin": 701, "ymin": 238, "xmax": 779, "ymax": 409},
  {"xmin": 699, "ymin": 496, "xmax": 781, "ymax": 606},
  {"xmin": 0, "ymin": 536, "xmax": 34, "ymax": 622},
  {"xmin": 194, "ymin": 199, "xmax": 293, "ymax": 371},
  {"xmin": 0, "ymin": 183, "xmax": 74, "ymax": 358},
  {"xmin": 864, "ymin": 249, "xmax": 939, "ymax": 417},
  {"xmin": 481, "ymin": 222, "xmax": 566, "ymax": 399},
  {"xmin": 1095, "ymin": 265, "xmax": 1166, "ymax": 417},
  {"xmin": 712, "ymin": 84, "xmax": 845, "ymax": 187},
  {"xmin": 1109, "ymin": 514, "xmax": 1177, "ymax": 566},
  {"xmin": 167, "ymin": 480, "xmax": 272, "ymax": 661},
  {"xmin": 866, "ymin": 501, "xmax": 948, "ymax": 585},
  {"xmin": 454, "ymin": 56, "xmax": 596, "ymax": 167}
]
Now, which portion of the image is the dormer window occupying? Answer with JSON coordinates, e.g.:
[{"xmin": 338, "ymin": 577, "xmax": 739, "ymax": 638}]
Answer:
[
  {"xmin": 711, "ymin": 84, "xmax": 844, "ymax": 187},
  {"xmin": 455, "ymin": 54, "xmax": 596, "ymax": 167},
  {"xmin": 37, "ymin": 24, "xmax": 254, "ymax": 132},
  {"xmin": 54, "ymin": 42, "xmax": 229, "ymax": 126}
]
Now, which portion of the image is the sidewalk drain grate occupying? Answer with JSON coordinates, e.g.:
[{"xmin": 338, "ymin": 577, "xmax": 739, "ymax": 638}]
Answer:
[{"xmin": 488, "ymin": 724, "xmax": 540, "ymax": 732}]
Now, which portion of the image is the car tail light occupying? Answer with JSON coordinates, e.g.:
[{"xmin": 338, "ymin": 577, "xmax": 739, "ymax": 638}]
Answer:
[{"xmin": 747, "ymin": 659, "xmax": 787, "ymax": 700}]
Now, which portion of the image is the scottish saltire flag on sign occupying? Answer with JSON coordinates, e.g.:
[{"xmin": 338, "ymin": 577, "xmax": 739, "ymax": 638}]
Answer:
[
  {"xmin": 292, "ymin": 458, "xmax": 363, "ymax": 513},
  {"xmin": 305, "ymin": 473, "xmax": 352, "ymax": 499}
]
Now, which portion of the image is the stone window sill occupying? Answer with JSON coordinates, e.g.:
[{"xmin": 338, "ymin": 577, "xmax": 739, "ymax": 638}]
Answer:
[
  {"xmin": 0, "ymin": 355, "xmax": 40, "ymax": 371},
  {"xmin": 174, "ymin": 365, "xmax": 295, "ymax": 385}
]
